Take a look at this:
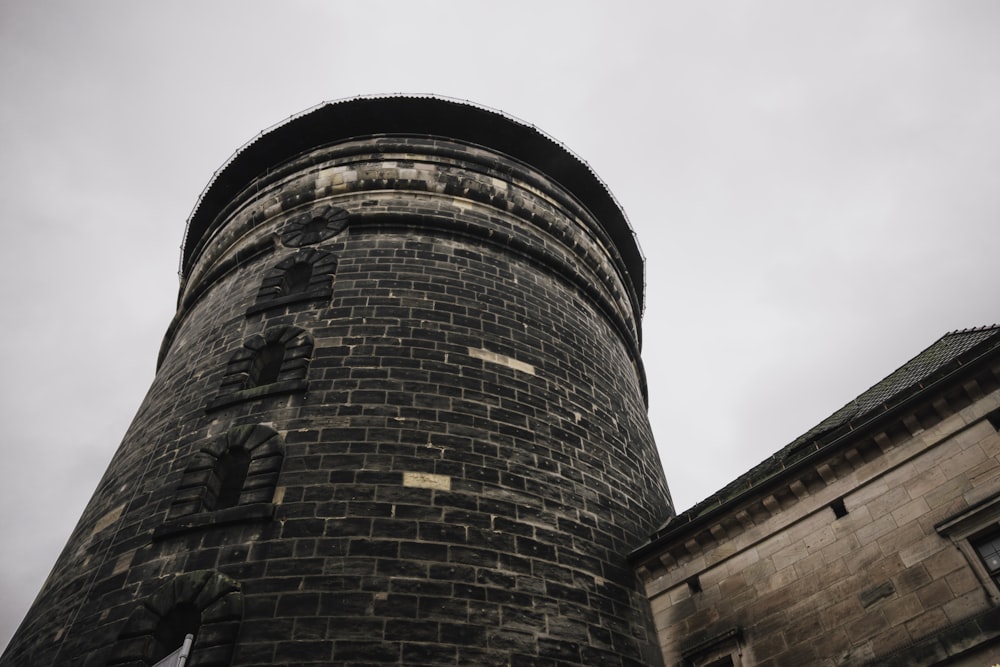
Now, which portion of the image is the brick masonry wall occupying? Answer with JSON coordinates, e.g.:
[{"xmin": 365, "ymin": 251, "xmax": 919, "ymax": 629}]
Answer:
[
  {"xmin": 642, "ymin": 388, "xmax": 1000, "ymax": 667},
  {"xmin": 2, "ymin": 133, "xmax": 672, "ymax": 666}
]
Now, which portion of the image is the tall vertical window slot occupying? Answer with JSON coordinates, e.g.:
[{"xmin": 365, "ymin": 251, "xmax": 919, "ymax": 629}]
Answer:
[
  {"xmin": 213, "ymin": 447, "xmax": 251, "ymax": 510},
  {"xmin": 249, "ymin": 340, "xmax": 285, "ymax": 387}
]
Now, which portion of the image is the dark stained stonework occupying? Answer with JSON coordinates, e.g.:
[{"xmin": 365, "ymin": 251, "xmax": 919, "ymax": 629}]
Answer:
[{"xmin": 1, "ymin": 97, "xmax": 671, "ymax": 667}]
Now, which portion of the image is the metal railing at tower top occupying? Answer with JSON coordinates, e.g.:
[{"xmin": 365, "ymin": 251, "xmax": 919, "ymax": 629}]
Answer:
[{"xmin": 177, "ymin": 94, "xmax": 645, "ymax": 311}]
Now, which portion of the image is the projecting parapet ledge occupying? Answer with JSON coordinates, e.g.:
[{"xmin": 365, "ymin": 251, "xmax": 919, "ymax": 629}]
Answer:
[{"xmin": 181, "ymin": 95, "xmax": 645, "ymax": 326}]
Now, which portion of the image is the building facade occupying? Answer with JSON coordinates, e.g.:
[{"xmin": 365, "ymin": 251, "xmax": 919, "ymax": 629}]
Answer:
[
  {"xmin": 632, "ymin": 327, "xmax": 1000, "ymax": 666},
  {"xmin": 1, "ymin": 97, "xmax": 671, "ymax": 667},
  {"xmin": 4, "ymin": 97, "xmax": 999, "ymax": 667}
]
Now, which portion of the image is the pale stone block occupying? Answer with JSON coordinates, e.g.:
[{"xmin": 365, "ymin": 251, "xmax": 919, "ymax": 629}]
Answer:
[
  {"xmin": 942, "ymin": 587, "xmax": 990, "ymax": 624},
  {"xmin": 112, "ymin": 549, "xmax": 135, "ymax": 576},
  {"xmin": 952, "ymin": 419, "xmax": 996, "ymax": 449},
  {"xmin": 841, "ymin": 503, "xmax": 873, "ymax": 530},
  {"xmin": 755, "ymin": 530, "xmax": 791, "ymax": 560},
  {"xmin": 468, "ymin": 347, "xmax": 534, "ymax": 375},
  {"xmin": 90, "ymin": 503, "xmax": 125, "ymax": 537},
  {"xmin": 965, "ymin": 477, "xmax": 1000, "ymax": 506},
  {"xmin": 870, "ymin": 624, "xmax": 914, "ymax": 660},
  {"xmin": 699, "ymin": 563, "xmax": 727, "ymax": 591},
  {"xmin": 787, "ymin": 508, "xmax": 840, "ymax": 547},
  {"xmin": 926, "ymin": 475, "xmax": 973, "ymax": 509},
  {"xmin": 903, "ymin": 606, "xmax": 949, "ymax": 640},
  {"xmin": 757, "ymin": 563, "xmax": 798, "ymax": 595},
  {"xmin": 802, "ymin": 522, "xmax": 837, "ymax": 552},
  {"xmin": 939, "ymin": 443, "xmax": 988, "ymax": 481},
  {"xmin": 903, "ymin": 464, "xmax": 948, "ymax": 499},
  {"xmin": 706, "ymin": 539, "xmax": 738, "ymax": 564},
  {"xmin": 772, "ymin": 542, "xmax": 810, "ymax": 572},
  {"xmin": 881, "ymin": 592, "xmax": 923, "ymax": 627},
  {"xmin": 666, "ymin": 582, "xmax": 691, "ymax": 605},
  {"xmin": 845, "ymin": 540, "xmax": 884, "ymax": 575},
  {"xmin": 923, "ymin": 545, "xmax": 966, "ymax": 580},
  {"xmin": 866, "ymin": 485, "xmax": 911, "ymax": 522},
  {"xmin": 899, "ymin": 537, "xmax": 948, "ymax": 569},
  {"xmin": 741, "ymin": 557, "xmax": 777, "ymax": 586},
  {"xmin": 877, "ymin": 521, "xmax": 925, "ymax": 558},
  {"xmin": 866, "ymin": 552, "xmax": 906, "ymax": 585},
  {"xmin": 849, "ymin": 476, "xmax": 890, "ymax": 508},
  {"xmin": 891, "ymin": 496, "xmax": 931, "ymax": 528},
  {"xmin": 819, "ymin": 593, "xmax": 864, "ymax": 630},
  {"xmin": 967, "ymin": 457, "xmax": 1000, "ymax": 488},
  {"xmin": 821, "ymin": 532, "xmax": 861, "ymax": 565},
  {"xmin": 845, "ymin": 607, "xmax": 890, "ymax": 643},
  {"xmin": 402, "ymin": 471, "xmax": 451, "ymax": 491},
  {"xmin": 945, "ymin": 564, "xmax": 982, "ymax": 597},
  {"xmin": 793, "ymin": 549, "xmax": 827, "ymax": 578},
  {"xmin": 913, "ymin": 412, "xmax": 970, "ymax": 451},
  {"xmin": 721, "ymin": 544, "xmax": 760, "ymax": 579}
]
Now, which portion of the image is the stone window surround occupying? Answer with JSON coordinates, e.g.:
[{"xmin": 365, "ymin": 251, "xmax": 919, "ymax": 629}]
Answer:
[
  {"xmin": 935, "ymin": 490, "xmax": 1000, "ymax": 603},
  {"xmin": 245, "ymin": 247, "xmax": 338, "ymax": 316},
  {"xmin": 207, "ymin": 326, "xmax": 312, "ymax": 411},
  {"xmin": 155, "ymin": 424, "xmax": 284, "ymax": 539},
  {"xmin": 106, "ymin": 570, "xmax": 242, "ymax": 667}
]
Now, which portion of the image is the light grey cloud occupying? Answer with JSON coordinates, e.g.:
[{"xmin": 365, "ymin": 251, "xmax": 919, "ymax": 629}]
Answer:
[{"xmin": 3, "ymin": 0, "xmax": 1000, "ymax": 650}]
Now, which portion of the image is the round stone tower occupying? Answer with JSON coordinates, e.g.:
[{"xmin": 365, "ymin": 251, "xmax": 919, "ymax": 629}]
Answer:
[{"xmin": 2, "ymin": 96, "xmax": 672, "ymax": 667}]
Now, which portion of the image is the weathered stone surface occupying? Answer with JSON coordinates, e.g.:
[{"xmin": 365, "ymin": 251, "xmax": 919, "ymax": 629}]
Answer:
[
  {"xmin": 1, "ymin": 98, "xmax": 670, "ymax": 667},
  {"xmin": 636, "ymin": 342, "xmax": 1000, "ymax": 665}
]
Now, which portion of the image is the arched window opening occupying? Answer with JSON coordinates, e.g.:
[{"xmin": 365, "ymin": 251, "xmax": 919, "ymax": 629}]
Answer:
[
  {"xmin": 280, "ymin": 261, "xmax": 313, "ymax": 295},
  {"xmin": 162, "ymin": 425, "xmax": 285, "ymax": 529},
  {"xmin": 109, "ymin": 571, "xmax": 241, "ymax": 667},
  {"xmin": 213, "ymin": 447, "xmax": 251, "ymax": 510},
  {"xmin": 249, "ymin": 340, "xmax": 285, "ymax": 387},
  {"xmin": 249, "ymin": 249, "xmax": 337, "ymax": 315},
  {"xmin": 210, "ymin": 327, "xmax": 312, "ymax": 411},
  {"xmin": 151, "ymin": 602, "xmax": 200, "ymax": 666}
]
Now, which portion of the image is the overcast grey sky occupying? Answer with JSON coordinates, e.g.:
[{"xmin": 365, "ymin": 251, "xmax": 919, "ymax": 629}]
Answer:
[{"xmin": 3, "ymin": 1, "xmax": 1000, "ymax": 650}]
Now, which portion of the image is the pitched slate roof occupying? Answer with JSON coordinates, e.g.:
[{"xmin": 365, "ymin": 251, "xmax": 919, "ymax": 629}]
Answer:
[{"xmin": 645, "ymin": 324, "xmax": 1000, "ymax": 545}]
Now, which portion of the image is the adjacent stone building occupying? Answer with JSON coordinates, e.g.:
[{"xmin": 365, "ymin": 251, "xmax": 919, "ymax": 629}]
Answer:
[
  {"xmin": 3, "ymin": 96, "xmax": 999, "ymax": 666},
  {"xmin": 631, "ymin": 327, "xmax": 1000, "ymax": 666}
]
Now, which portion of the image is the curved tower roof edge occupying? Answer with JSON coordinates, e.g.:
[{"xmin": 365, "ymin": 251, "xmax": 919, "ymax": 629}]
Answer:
[{"xmin": 181, "ymin": 94, "xmax": 645, "ymax": 313}]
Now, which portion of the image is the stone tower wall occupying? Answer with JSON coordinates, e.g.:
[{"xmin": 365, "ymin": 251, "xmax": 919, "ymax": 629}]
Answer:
[{"xmin": 2, "ymin": 100, "xmax": 671, "ymax": 667}]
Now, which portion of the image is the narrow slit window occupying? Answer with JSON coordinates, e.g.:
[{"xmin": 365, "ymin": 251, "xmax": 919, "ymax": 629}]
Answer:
[
  {"xmin": 250, "ymin": 340, "xmax": 285, "ymax": 387},
  {"xmin": 987, "ymin": 407, "xmax": 1000, "ymax": 432},
  {"xmin": 213, "ymin": 448, "xmax": 251, "ymax": 510},
  {"xmin": 830, "ymin": 498, "xmax": 848, "ymax": 519}
]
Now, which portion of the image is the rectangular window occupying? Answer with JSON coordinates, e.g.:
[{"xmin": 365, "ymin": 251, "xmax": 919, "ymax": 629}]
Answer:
[
  {"xmin": 973, "ymin": 530, "xmax": 1000, "ymax": 587},
  {"xmin": 935, "ymin": 491, "xmax": 1000, "ymax": 602}
]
